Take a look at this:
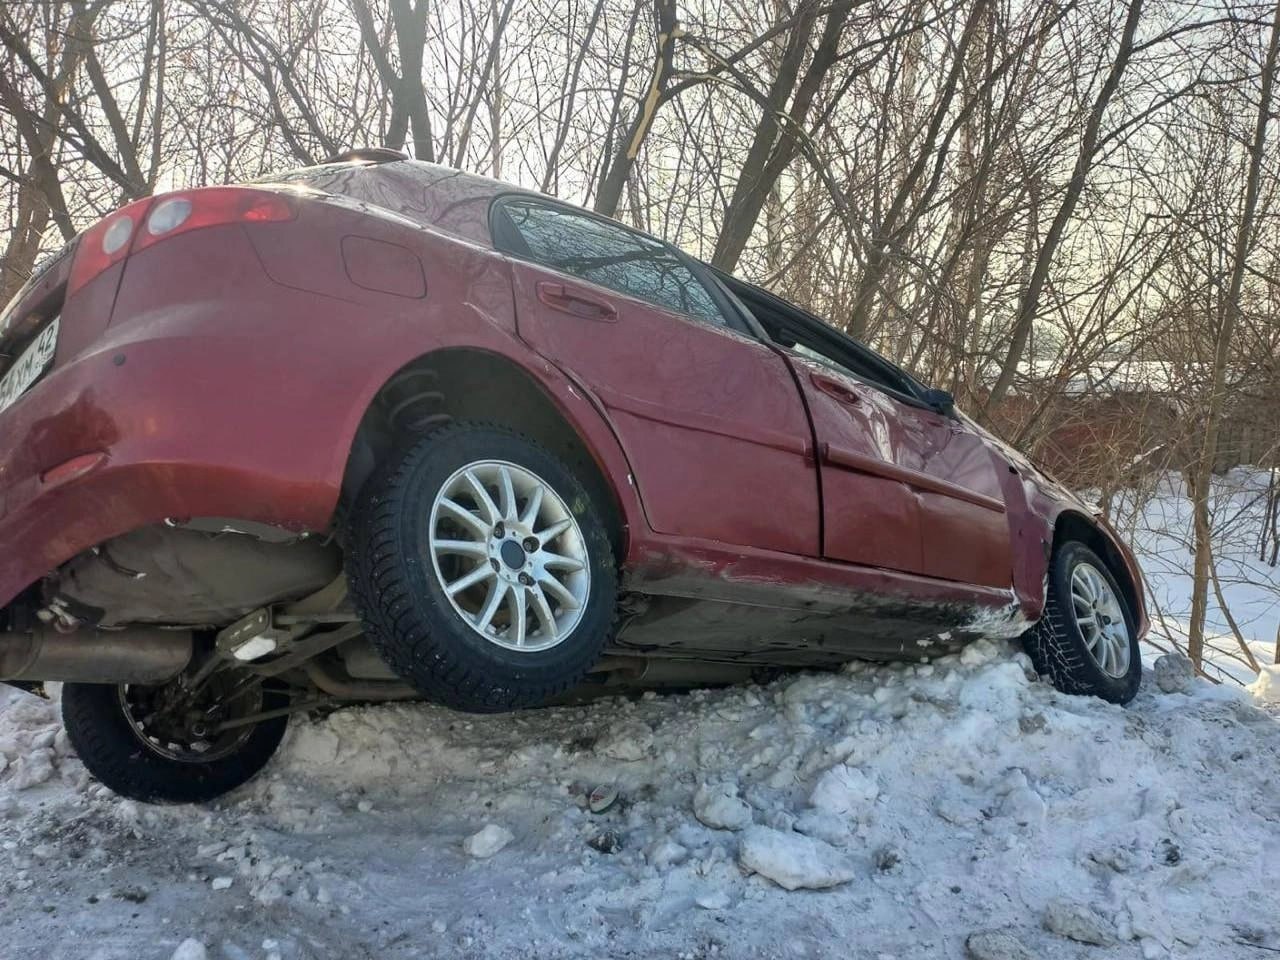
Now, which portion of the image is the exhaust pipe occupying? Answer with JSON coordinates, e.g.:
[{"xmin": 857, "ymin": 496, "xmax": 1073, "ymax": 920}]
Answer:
[{"xmin": 0, "ymin": 627, "xmax": 193, "ymax": 684}]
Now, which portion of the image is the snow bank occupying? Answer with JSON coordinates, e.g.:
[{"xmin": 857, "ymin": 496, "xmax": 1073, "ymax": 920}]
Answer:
[
  {"xmin": 1107, "ymin": 467, "xmax": 1280, "ymax": 684},
  {"xmin": 4, "ymin": 633, "xmax": 1279, "ymax": 957},
  {"xmin": 0, "ymin": 683, "xmax": 83, "ymax": 793},
  {"xmin": 1247, "ymin": 665, "xmax": 1280, "ymax": 704}
]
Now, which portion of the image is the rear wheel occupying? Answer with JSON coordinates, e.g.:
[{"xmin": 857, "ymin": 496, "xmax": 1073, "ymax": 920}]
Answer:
[
  {"xmin": 61, "ymin": 673, "xmax": 288, "ymax": 803},
  {"xmin": 345, "ymin": 422, "xmax": 618, "ymax": 712},
  {"xmin": 1021, "ymin": 540, "xmax": 1142, "ymax": 704}
]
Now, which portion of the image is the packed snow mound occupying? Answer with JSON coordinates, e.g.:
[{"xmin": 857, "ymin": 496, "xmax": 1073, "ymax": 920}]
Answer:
[
  {"xmin": 0, "ymin": 683, "xmax": 84, "ymax": 792},
  {"xmin": 737, "ymin": 825, "xmax": 855, "ymax": 890},
  {"xmin": 1248, "ymin": 664, "xmax": 1280, "ymax": 704},
  {"xmin": 3, "ymin": 639, "xmax": 1280, "ymax": 958}
]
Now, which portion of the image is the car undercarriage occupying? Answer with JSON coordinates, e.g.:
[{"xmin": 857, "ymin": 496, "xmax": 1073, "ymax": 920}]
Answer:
[{"xmin": 1, "ymin": 514, "xmax": 1009, "ymax": 744}]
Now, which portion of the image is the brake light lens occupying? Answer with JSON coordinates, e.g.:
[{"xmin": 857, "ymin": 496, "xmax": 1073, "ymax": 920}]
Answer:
[
  {"xmin": 146, "ymin": 197, "xmax": 192, "ymax": 236},
  {"xmin": 66, "ymin": 197, "xmax": 153, "ymax": 297},
  {"xmin": 132, "ymin": 187, "xmax": 295, "ymax": 253},
  {"xmin": 102, "ymin": 216, "xmax": 135, "ymax": 254},
  {"xmin": 65, "ymin": 188, "xmax": 297, "ymax": 299}
]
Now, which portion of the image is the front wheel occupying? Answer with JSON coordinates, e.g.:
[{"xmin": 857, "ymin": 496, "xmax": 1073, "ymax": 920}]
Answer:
[
  {"xmin": 61, "ymin": 676, "xmax": 289, "ymax": 803},
  {"xmin": 345, "ymin": 422, "xmax": 619, "ymax": 713},
  {"xmin": 1021, "ymin": 540, "xmax": 1142, "ymax": 704}
]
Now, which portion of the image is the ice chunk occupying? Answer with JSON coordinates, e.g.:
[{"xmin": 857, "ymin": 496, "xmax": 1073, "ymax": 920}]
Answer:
[
  {"xmin": 1248, "ymin": 665, "xmax": 1280, "ymax": 705},
  {"xmin": 1154, "ymin": 653, "xmax": 1194, "ymax": 694},
  {"xmin": 809, "ymin": 764, "xmax": 878, "ymax": 817},
  {"xmin": 463, "ymin": 824, "xmax": 514, "ymax": 859},
  {"xmin": 693, "ymin": 783, "xmax": 752, "ymax": 831},
  {"xmin": 696, "ymin": 889, "xmax": 730, "ymax": 910},
  {"xmin": 1043, "ymin": 898, "xmax": 1115, "ymax": 946},
  {"xmin": 170, "ymin": 939, "xmax": 208, "ymax": 960},
  {"xmin": 646, "ymin": 837, "xmax": 688, "ymax": 869},
  {"xmin": 738, "ymin": 826, "xmax": 855, "ymax": 891},
  {"xmin": 965, "ymin": 930, "xmax": 1034, "ymax": 960}
]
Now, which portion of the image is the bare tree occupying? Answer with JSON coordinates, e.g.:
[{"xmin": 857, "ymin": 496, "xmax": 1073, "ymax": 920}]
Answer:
[{"xmin": 1185, "ymin": 0, "xmax": 1280, "ymax": 667}]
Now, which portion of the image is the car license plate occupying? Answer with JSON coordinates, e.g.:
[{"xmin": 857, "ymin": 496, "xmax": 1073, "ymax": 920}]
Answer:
[{"xmin": 0, "ymin": 316, "xmax": 59, "ymax": 414}]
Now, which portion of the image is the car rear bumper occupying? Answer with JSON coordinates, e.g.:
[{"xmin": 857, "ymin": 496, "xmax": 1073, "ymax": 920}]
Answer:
[{"xmin": 0, "ymin": 321, "xmax": 351, "ymax": 610}]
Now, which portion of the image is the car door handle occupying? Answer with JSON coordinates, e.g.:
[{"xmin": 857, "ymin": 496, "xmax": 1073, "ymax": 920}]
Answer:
[
  {"xmin": 536, "ymin": 282, "xmax": 618, "ymax": 321},
  {"xmin": 810, "ymin": 372, "xmax": 864, "ymax": 406}
]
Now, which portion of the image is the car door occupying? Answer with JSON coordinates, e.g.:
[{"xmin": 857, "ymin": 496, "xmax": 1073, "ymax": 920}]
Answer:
[
  {"xmin": 493, "ymin": 197, "xmax": 819, "ymax": 557},
  {"xmin": 785, "ymin": 351, "xmax": 927, "ymax": 574},
  {"xmin": 796, "ymin": 354, "xmax": 1011, "ymax": 586},
  {"xmin": 721, "ymin": 278, "xmax": 1012, "ymax": 586},
  {"xmin": 908, "ymin": 409, "xmax": 1014, "ymax": 587}
]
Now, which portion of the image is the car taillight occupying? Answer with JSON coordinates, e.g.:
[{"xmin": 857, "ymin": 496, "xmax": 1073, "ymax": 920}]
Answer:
[
  {"xmin": 65, "ymin": 197, "xmax": 153, "ymax": 298},
  {"xmin": 132, "ymin": 187, "xmax": 295, "ymax": 253},
  {"xmin": 64, "ymin": 188, "xmax": 296, "ymax": 299}
]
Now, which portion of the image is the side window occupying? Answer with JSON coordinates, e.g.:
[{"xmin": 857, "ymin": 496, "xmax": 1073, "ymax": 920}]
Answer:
[
  {"xmin": 723, "ymin": 277, "xmax": 920, "ymax": 399},
  {"xmin": 792, "ymin": 342, "xmax": 862, "ymax": 380},
  {"xmin": 494, "ymin": 199, "xmax": 727, "ymax": 326},
  {"xmin": 790, "ymin": 332, "xmax": 918, "ymax": 398}
]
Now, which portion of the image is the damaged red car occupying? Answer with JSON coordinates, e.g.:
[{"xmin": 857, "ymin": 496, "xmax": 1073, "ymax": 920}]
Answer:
[{"xmin": 0, "ymin": 151, "xmax": 1148, "ymax": 802}]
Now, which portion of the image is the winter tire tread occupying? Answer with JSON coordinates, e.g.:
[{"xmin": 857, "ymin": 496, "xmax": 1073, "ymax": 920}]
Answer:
[
  {"xmin": 345, "ymin": 421, "xmax": 618, "ymax": 713},
  {"xmin": 1021, "ymin": 540, "xmax": 1142, "ymax": 705},
  {"xmin": 60, "ymin": 682, "xmax": 288, "ymax": 803}
]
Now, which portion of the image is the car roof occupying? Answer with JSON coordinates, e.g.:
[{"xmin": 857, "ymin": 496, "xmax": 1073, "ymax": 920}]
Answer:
[{"xmin": 369, "ymin": 160, "xmax": 535, "ymax": 246}]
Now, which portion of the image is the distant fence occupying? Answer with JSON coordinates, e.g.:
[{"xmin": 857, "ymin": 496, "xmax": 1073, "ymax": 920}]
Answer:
[{"xmin": 990, "ymin": 391, "xmax": 1278, "ymax": 487}]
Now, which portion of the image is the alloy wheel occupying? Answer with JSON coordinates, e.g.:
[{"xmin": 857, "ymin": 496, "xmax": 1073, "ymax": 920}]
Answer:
[
  {"xmin": 427, "ymin": 459, "xmax": 591, "ymax": 652},
  {"xmin": 1068, "ymin": 561, "xmax": 1131, "ymax": 679}
]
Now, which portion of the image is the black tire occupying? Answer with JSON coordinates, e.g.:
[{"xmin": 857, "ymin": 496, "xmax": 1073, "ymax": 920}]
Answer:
[
  {"xmin": 345, "ymin": 421, "xmax": 619, "ymax": 713},
  {"xmin": 1021, "ymin": 540, "xmax": 1142, "ymax": 704},
  {"xmin": 61, "ymin": 682, "xmax": 289, "ymax": 803}
]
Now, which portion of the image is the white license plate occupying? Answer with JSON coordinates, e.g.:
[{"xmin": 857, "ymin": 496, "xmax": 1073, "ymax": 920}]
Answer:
[{"xmin": 0, "ymin": 316, "xmax": 59, "ymax": 414}]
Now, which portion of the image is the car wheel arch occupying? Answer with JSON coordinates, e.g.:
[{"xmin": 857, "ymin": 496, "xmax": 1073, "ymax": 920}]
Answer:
[
  {"xmin": 337, "ymin": 346, "xmax": 630, "ymax": 560},
  {"xmin": 1051, "ymin": 509, "xmax": 1144, "ymax": 633}
]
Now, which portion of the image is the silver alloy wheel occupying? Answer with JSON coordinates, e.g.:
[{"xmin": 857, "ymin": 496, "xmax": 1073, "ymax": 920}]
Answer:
[
  {"xmin": 1069, "ymin": 561, "xmax": 1131, "ymax": 678},
  {"xmin": 428, "ymin": 459, "xmax": 591, "ymax": 652}
]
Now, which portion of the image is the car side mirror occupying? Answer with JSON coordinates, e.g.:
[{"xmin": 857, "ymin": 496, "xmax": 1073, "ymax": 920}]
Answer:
[{"xmin": 923, "ymin": 388, "xmax": 955, "ymax": 416}]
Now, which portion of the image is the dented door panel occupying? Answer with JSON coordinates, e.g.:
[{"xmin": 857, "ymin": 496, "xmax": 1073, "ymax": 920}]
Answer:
[{"xmin": 509, "ymin": 259, "xmax": 820, "ymax": 557}]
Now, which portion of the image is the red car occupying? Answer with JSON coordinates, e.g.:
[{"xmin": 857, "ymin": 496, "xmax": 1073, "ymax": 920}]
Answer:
[{"xmin": 0, "ymin": 151, "xmax": 1147, "ymax": 802}]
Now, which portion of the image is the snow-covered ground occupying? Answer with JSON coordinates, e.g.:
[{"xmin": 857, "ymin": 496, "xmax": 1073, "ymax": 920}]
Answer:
[
  {"xmin": 1106, "ymin": 468, "xmax": 1280, "ymax": 683},
  {"xmin": 3, "ymin": 639, "xmax": 1279, "ymax": 959},
  {"xmin": 2, "ymin": 472, "xmax": 1278, "ymax": 960}
]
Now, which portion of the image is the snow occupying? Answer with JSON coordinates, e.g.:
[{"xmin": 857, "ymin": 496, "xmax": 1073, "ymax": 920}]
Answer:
[
  {"xmin": 168, "ymin": 939, "xmax": 207, "ymax": 960},
  {"xmin": 691, "ymin": 782, "xmax": 753, "ymax": 831},
  {"xmin": 1, "ymin": 471, "xmax": 1279, "ymax": 957},
  {"xmin": 3, "ymin": 635, "xmax": 1279, "ymax": 958},
  {"xmin": 1248, "ymin": 665, "xmax": 1280, "ymax": 704},
  {"xmin": 807, "ymin": 763, "xmax": 878, "ymax": 817},
  {"xmin": 737, "ymin": 825, "xmax": 855, "ymax": 891},
  {"xmin": 463, "ymin": 823, "xmax": 515, "ymax": 859},
  {"xmin": 1105, "ymin": 468, "xmax": 1279, "ymax": 684},
  {"xmin": 1153, "ymin": 652, "xmax": 1196, "ymax": 694},
  {"xmin": 1042, "ymin": 897, "xmax": 1117, "ymax": 946},
  {"xmin": 964, "ymin": 929, "xmax": 1035, "ymax": 960}
]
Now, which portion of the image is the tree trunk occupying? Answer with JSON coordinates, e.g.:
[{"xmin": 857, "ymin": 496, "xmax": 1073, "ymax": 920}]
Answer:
[
  {"xmin": 595, "ymin": 0, "xmax": 679, "ymax": 217},
  {"xmin": 709, "ymin": 1, "xmax": 820, "ymax": 270},
  {"xmin": 1186, "ymin": 0, "xmax": 1280, "ymax": 667}
]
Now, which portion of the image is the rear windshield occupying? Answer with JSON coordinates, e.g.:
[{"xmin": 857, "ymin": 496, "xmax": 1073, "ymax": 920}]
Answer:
[{"xmin": 252, "ymin": 159, "xmax": 499, "ymax": 245}]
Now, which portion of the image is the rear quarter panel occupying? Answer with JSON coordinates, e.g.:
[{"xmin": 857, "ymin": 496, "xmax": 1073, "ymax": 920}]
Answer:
[{"xmin": 0, "ymin": 202, "xmax": 647, "ymax": 608}]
